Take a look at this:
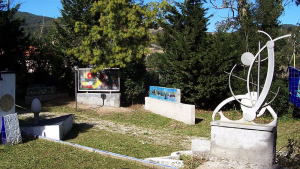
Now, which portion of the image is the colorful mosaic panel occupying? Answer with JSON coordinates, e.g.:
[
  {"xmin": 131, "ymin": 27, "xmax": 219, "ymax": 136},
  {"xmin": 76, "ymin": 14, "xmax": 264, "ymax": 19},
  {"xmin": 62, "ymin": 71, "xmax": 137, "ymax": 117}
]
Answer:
[
  {"xmin": 149, "ymin": 86, "xmax": 180, "ymax": 103},
  {"xmin": 78, "ymin": 68, "xmax": 120, "ymax": 92},
  {"xmin": 289, "ymin": 66, "xmax": 300, "ymax": 108}
]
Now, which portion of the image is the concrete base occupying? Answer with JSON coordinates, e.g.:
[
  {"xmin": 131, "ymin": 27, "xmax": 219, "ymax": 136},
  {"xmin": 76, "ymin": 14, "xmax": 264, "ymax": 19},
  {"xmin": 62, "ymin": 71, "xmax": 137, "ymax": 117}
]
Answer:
[
  {"xmin": 191, "ymin": 139, "xmax": 211, "ymax": 156},
  {"xmin": 145, "ymin": 97, "xmax": 195, "ymax": 125},
  {"xmin": 25, "ymin": 93, "xmax": 69, "ymax": 105},
  {"xmin": 210, "ymin": 121, "xmax": 277, "ymax": 167},
  {"xmin": 77, "ymin": 93, "xmax": 120, "ymax": 108},
  {"xmin": 21, "ymin": 114, "xmax": 74, "ymax": 140},
  {"xmin": 145, "ymin": 151, "xmax": 192, "ymax": 168}
]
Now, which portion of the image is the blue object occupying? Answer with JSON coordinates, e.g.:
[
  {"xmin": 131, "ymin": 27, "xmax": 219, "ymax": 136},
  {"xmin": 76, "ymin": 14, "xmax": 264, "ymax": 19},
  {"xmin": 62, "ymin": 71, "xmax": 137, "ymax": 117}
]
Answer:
[
  {"xmin": 1, "ymin": 116, "xmax": 6, "ymax": 144},
  {"xmin": 289, "ymin": 66, "xmax": 300, "ymax": 108},
  {"xmin": 149, "ymin": 86, "xmax": 178, "ymax": 103}
]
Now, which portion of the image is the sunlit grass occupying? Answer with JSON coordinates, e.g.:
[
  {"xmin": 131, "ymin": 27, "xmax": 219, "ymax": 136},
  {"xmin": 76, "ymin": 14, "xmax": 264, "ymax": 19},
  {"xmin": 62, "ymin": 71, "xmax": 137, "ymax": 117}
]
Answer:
[
  {"xmin": 15, "ymin": 97, "xmax": 300, "ymax": 168},
  {"xmin": 0, "ymin": 138, "xmax": 146, "ymax": 169}
]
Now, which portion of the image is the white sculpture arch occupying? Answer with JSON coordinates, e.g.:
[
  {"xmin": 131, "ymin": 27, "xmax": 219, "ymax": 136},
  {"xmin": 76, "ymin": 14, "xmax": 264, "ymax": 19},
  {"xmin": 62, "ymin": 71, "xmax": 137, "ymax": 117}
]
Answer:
[{"xmin": 212, "ymin": 31, "xmax": 291, "ymax": 127}]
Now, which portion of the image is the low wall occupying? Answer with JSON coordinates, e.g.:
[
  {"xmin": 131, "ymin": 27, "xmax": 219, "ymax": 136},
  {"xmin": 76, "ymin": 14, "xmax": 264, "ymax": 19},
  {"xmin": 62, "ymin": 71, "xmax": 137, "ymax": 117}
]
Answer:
[
  {"xmin": 21, "ymin": 114, "xmax": 74, "ymax": 140},
  {"xmin": 25, "ymin": 93, "xmax": 69, "ymax": 105},
  {"xmin": 77, "ymin": 93, "xmax": 121, "ymax": 108},
  {"xmin": 145, "ymin": 97, "xmax": 195, "ymax": 125},
  {"xmin": 210, "ymin": 121, "xmax": 276, "ymax": 167}
]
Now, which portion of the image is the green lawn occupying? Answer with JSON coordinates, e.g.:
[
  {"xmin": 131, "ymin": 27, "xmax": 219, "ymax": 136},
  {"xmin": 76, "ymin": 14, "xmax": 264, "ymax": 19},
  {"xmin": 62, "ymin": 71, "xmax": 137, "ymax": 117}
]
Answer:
[
  {"xmin": 11, "ymin": 98, "xmax": 300, "ymax": 168},
  {"xmin": 0, "ymin": 138, "xmax": 147, "ymax": 169}
]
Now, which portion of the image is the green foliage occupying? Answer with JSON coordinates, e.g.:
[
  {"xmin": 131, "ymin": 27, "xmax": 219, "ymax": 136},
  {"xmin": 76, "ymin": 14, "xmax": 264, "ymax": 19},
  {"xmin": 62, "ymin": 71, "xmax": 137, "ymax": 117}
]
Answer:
[
  {"xmin": 28, "ymin": 33, "xmax": 74, "ymax": 93},
  {"xmin": 70, "ymin": 0, "xmax": 163, "ymax": 72},
  {"xmin": 120, "ymin": 61, "xmax": 148, "ymax": 105},
  {"xmin": 120, "ymin": 58, "xmax": 159, "ymax": 105},
  {"xmin": 53, "ymin": 0, "xmax": 96, "ymax": 68},
  {"xmin": 0, "ymin": 1, "xmax": 29, "ymax": 71},
  {"xmin": 148, "ymin": 0, "xmax": 240, "ymax": 108},
  {"xmin": 0, "ymin": 1, "xmax": 30, "ymax": 97}
]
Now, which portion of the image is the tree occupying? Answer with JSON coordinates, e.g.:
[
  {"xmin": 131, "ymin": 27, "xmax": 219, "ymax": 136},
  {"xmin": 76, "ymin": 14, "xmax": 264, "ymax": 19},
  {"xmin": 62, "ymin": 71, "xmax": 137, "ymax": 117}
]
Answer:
[
  {"xmin": 45, "ymin": 0, "xmax": 97, "ymax": 93},
  {"xmin": 120, "ymin": 60, "xmax": 149, "ymax": 105},
  {"xmin": 70, "ymin": 0, "xmax": 164, "ymax": 72},
  {"xmin": 147, "ymin": 0, "xmax": 240, "ymax": 108},
  {"xmin": 207, "ymin": 0, "xmax": 292, "ymax": 31},
  {"xmin": 229, "ymin": 0, "xmax": 289, "ymax": 114},
  {"xmin": 0, "ymin": 1, "xmax": 28, "ymax": 71},
  {"xmin": 53, "ymin": 0, "xmax": 96, "ymax": 68}
]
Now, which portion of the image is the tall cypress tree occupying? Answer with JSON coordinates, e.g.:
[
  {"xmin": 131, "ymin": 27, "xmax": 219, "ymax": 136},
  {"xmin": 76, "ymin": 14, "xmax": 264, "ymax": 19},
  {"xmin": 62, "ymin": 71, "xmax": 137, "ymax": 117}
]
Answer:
[
  {"xmin": 153, "ymin": 0, "xmax": 210, "ymax": 106},
  {"xmin": 150, "ymin": 0, "xmax": 240, "ymax": 108}
]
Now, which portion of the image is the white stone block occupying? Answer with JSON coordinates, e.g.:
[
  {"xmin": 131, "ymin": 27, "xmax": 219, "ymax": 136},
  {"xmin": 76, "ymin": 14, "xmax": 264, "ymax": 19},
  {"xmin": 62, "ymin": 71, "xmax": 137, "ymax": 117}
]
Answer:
[
  {"xmin": 21, "ymin": 114, "xmax": 74, "ymax": 140},
  {"xmin": 210, "ymin": 121, "xmax": 276, "ymax": 167},
  {"xmin": 145, "ymin": 97, "xmax": 195, "ymax": 125}
]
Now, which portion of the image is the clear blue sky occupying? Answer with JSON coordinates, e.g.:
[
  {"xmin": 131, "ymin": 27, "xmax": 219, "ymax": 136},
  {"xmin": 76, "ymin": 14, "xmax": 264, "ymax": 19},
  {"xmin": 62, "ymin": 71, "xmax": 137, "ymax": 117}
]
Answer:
[{"xmin": 10, "ymin": 0, "xmax": 300, "ymax": 32}]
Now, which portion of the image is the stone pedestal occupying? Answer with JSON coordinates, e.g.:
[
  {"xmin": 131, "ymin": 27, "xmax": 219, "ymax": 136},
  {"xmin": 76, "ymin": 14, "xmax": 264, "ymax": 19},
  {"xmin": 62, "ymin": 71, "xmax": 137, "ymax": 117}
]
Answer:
[
  {"xmin": 77, "ymin": 93, "xmax": 120, "ymax": 108},
  {"xmin": 21, "ymin": 114, "xmax": 74, "ymax": 140},
  {"xmin": 210, "ymin": 121, "xmax": 276, "ymax": 167}
]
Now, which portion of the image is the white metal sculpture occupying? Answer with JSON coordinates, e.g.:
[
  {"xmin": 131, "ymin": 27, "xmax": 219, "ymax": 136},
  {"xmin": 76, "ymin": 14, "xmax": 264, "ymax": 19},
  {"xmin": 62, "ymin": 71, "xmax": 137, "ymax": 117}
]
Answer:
[{"xmin": 212, "ymin": 31, "xmax": 291, "ymax": 127}]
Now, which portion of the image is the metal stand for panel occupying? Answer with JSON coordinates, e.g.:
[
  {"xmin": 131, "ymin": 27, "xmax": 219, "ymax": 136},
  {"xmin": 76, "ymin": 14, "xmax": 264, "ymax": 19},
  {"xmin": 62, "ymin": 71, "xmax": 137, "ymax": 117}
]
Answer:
[{"xmin": 73, "ymin": 66, "xmax": 78, "ymax": 111}]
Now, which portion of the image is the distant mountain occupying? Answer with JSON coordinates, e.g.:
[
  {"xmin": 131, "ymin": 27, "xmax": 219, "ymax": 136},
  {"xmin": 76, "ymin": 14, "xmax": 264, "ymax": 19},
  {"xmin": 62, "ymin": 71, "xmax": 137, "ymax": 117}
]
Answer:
[
  {"xmin": 15, "ymin": 11, "xmax": 57, "ymax": 39},
  {"xmin": 281, "ymin": 24, "xmax": 297, "ymax": 29}
]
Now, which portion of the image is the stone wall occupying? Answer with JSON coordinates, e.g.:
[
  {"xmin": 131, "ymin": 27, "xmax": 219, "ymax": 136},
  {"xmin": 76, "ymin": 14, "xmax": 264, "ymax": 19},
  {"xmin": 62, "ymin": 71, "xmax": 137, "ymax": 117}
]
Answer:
[
  {"xmin": 25, "ymin": 93, "xmax": 69, "ymax": 105},
  {"xmin": 145, "ymin": 97, "xmax": 195, "ymax": 125}
]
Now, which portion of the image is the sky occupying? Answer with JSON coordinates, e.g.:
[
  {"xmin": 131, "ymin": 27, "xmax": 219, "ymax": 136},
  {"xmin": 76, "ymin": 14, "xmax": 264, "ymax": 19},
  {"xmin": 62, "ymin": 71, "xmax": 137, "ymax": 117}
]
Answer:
[{"xmin": 9, "ymin": 0, "xmax": 300, "ymax": 32}]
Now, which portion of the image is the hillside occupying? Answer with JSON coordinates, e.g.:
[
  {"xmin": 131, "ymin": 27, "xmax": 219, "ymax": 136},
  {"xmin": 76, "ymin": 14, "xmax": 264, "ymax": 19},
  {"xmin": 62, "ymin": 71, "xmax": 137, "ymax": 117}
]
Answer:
[{"xmin": 15, "ymin": 11, "xmax": 57, "ymax": 38}]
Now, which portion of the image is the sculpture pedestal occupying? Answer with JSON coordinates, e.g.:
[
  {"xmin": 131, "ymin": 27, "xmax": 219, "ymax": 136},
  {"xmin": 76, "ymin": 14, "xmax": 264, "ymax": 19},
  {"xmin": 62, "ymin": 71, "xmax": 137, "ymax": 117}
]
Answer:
[
  {"xmin": 210, "ymin": 121, "xmax": 276, "ymax": 167},
  {"xmin": 21, "ymin": 114, "xmax": 74, "ymax": 140}
]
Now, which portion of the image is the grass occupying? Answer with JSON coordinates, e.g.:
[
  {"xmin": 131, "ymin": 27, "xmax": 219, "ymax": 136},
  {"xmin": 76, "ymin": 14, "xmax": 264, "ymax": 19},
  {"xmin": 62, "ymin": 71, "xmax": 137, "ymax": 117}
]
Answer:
[
  {"xmin": 181, "ymin": 154, "xmax": 207, "ymax": 169},
  {"xmin": 64, "ymin": 124, "xmax": 180, "ymax": 159},
  {"xmin": 100, "ymin": 107, "xmax": 212, "ymax": 138},
  {"xmin": 0, "ymin": 138, "xmax": 146, "ymax": 169},
  {"xmin": 12, "ymin": 97, "xmax": 300, "ymax": 168}
]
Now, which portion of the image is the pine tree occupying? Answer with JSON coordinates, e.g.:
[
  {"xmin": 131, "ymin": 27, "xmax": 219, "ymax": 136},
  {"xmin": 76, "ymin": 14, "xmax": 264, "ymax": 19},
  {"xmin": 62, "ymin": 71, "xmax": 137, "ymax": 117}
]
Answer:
[
  {"xmin": 148, "ymin": 0, "xmax": 240, "ymax": 108},
  {"xmin": 53, "ymin": 0, "xmax": 96, "ymax": 67},
  {"xmin": 0, "ymin": 1, "xmax": 28, "ymax": 71}
]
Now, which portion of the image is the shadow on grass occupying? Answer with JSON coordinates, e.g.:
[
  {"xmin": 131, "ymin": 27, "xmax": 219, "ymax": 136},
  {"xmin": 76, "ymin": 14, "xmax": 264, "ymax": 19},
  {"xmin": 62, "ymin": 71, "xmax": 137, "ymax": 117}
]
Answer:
[
  {"xmin": 195, "ymin": 118, "xmax": 203, "ymax": 124},
  {"xmin": 42, "ymin": 96, "xmax": 75, "ymax": 107},
  {"xmin": 21, "ymin": 132, "xmax": 38, "ymax": 144},
  {"xmin": 63, "ymin": 123, "xmax": 94, "ymax": 141}
]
